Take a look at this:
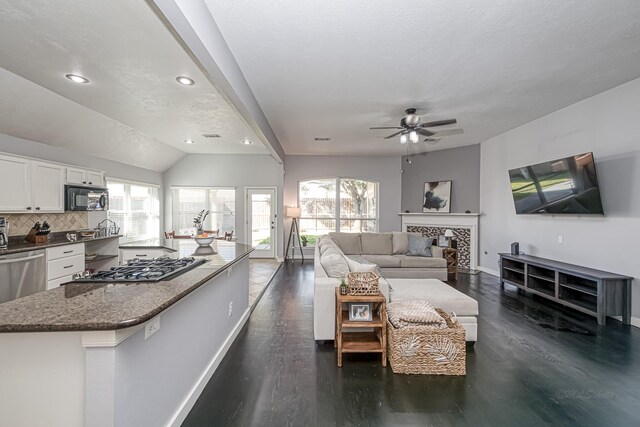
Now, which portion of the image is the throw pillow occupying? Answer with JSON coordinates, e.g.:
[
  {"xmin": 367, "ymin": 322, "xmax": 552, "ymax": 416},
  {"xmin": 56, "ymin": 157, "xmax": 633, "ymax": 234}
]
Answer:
[
  {"xmin": 319, "ymin": 240, "xmax": 340, "ymax": 255},
  {"xmin": 391, "ymin": 232, "xmax": 409, "ymax": 255},
  {"xmin": 320, "ymin": 253, "xmax": 349, "ymax": 278},
  {"xmin": 345, "ymin": 257, "xmax": 379, "ymax": 273},
  {"xmin": 406, "ymin": 234, "xmax": 433, "ymax": 257}
]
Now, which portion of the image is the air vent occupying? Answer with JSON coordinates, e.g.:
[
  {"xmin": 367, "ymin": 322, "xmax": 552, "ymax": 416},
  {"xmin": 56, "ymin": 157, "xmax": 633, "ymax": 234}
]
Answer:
[
  {"xmin": 203, "ymin": 134, "xmax": 221, "ymax": 138},
  {"xmin": 314, "ymin": 137, "xmax": 331, "ymax": 141}
]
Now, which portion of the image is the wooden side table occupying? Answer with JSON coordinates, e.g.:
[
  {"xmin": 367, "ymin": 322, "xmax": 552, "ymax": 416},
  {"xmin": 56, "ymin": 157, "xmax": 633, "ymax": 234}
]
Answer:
[
  {"xmin": 444, "ymin": 248, "xmax": 458, "ymax": 281},
  {"xmin": 334, "ymin": 288, "xmax": 387, "ymax": 367}
]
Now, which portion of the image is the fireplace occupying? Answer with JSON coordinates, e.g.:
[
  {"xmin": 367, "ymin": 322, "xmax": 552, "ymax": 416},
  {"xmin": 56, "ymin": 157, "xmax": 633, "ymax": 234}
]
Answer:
[{"xmin": 399, "ymin": 213, "xmax": 480, "ymax": 272}]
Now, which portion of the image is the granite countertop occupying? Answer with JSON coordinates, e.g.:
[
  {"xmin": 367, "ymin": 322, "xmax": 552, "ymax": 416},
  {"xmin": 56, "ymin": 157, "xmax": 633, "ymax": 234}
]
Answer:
[
  {"xmin": 0, "ymin": 233, "xmax": 122, "ymax": 256},
  {"xmin": 0, "ymin": 241, "xmax": 253, "ymax": 333}
]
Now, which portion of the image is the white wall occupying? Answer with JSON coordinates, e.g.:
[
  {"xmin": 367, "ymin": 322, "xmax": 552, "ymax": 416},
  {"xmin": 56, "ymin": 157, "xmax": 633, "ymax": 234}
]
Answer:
[
  {"xmin": 163, "ymin": 154, "xmax": 284, "ymax": 257},
  {"xmin": 284, "ymin": 155, "xmax": 403, "ymax": 235},
  {"xmin": 479, "ymin": 77, "xmax": 640, "ymax": 319}
]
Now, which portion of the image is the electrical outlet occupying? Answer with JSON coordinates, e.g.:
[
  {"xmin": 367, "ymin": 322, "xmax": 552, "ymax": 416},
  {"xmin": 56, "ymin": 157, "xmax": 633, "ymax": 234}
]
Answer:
[
  {"xmin": 145, "ymin": 316, "xmax": 160, "ymax": 340},
  {"xmin": 228, "ymin": 301, "xmax": 233, "ymax": 317},
  {"xmin": 557, "ymin": 235, "xmax": 564, "ymax": 244}
]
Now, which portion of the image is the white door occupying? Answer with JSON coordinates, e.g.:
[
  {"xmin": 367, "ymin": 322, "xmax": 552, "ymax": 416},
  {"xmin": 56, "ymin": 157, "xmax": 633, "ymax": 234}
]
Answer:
[
  {"xmin": 31, "ymin": 162, "xmax": 65, "ymax": 212},
  {"xmin": 66, "ymin": 167, "xmax": 85, "ymax": 185},
  {"xmin": 85, "ymin": 170, "xmax": 104, "ymax": 187},
  {"xmin": 0, "ymin": 154, "xmax": 30, "ymax": 212},
  {"xmin": 247, "ymin": 188, "xmax": 276, "ymax": 258}
]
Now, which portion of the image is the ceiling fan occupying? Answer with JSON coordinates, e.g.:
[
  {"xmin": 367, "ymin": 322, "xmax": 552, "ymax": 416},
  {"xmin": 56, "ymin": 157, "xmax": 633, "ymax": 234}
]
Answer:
[{"xmin": 370, "ymin": 108, "xmax": 460, "ymax": 143}]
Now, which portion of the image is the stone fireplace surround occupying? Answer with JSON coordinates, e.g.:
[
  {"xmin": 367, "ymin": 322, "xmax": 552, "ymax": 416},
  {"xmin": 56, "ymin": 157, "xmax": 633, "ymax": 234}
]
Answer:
[{"xmin": 399, "ymin": 213, "xmax": 480, "ymax": 271}]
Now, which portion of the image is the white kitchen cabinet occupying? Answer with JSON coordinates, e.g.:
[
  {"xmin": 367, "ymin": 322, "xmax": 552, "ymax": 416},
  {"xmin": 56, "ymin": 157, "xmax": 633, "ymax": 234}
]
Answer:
[
  {"xmin": 0, "ymin": 154, "xmax": 30, "ymax": 212},
  {"xmin": 31, "ymin": 162, "xmax": 65, "ymax": 212},
  {"xmin": 66, "ymin": 167, "xmax": 104, "ymax": 187},
  {"xmin": 0, "ymin": 155, "xmax": 64, "ymax": 213},
  {"xmin": 46, "ymin": 243, "xmax": 85, "ymax": 289}
]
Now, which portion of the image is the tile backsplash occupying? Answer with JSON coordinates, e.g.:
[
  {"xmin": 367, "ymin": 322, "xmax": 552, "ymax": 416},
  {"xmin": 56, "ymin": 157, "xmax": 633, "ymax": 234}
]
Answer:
[{"xmin": 2, "ymin": 212, "xmax": 88, "ymax": 236}]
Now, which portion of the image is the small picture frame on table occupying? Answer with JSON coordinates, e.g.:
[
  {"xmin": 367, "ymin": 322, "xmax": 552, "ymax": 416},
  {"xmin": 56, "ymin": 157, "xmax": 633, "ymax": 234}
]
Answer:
[{"xmin": 349, "ymin": 303, "xmax": 372, "ymax": 322}]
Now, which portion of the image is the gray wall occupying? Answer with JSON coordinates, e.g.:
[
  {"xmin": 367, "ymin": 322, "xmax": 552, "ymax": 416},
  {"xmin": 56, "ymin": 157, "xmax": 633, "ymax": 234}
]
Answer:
[
  {"xmin": 401, "ymin": 144, "xmax": 481, "ymax": 213},
  {"xmin": 163, "ymin": 154, "xmax": 284, "ymax": 257},
  {"xmin": 479, "ymin": 76, "xmax": 640, "ymax": 321},
  {"xmin": 284, "ymin": 155, "xmax": 402, "ymax": 233}
]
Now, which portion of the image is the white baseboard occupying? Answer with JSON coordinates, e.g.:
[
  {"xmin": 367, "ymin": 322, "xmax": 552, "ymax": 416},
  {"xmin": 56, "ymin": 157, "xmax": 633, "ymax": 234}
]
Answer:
[
  {"xmin": 610, "ymin": 315, "xmax": 640, "ymax": 329},
  {"xmin": 478, "ymin": 266, "xmax": 500, "ymax": 277},
  {"xmin": 276, "ymin": 257, "xmax": 284, "ymax": 263},
  {"xmin": 167, "ymin": 307, "xmax": 252, "ymax": 427}
]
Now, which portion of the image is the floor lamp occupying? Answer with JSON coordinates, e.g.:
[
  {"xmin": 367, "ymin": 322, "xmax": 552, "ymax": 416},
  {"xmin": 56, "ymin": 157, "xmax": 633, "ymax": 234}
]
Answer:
[{"xmin": 285, "ymin": 206, "xmax": 304, "ymax": 262}]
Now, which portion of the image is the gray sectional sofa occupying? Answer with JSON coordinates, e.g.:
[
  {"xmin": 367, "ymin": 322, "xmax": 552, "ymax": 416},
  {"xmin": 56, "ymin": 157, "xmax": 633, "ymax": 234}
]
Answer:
[
  {"xmin": 313, "ymin": 233, "xmax": 479, "ymax": 343},
  {"xmin": 328, "ymin": 232, "xmax": 448, "ymax": 281}
]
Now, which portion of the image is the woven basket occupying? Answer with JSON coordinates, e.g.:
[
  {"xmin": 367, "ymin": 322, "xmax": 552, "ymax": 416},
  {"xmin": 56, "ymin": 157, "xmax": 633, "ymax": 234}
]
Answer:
[
  {"xmin": 387, "ymin": 308, "xmax": 466, "ymax": 375},
  {"xmin": 347, "ymin": 271, "xmax": 379, "ymax": 296}
]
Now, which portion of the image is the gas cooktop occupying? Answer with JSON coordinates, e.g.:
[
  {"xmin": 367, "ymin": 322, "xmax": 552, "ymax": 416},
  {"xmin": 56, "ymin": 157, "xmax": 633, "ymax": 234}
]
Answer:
[{"xmin": 74, "ymin": 257, "xmax": 206, "ymax": 282}]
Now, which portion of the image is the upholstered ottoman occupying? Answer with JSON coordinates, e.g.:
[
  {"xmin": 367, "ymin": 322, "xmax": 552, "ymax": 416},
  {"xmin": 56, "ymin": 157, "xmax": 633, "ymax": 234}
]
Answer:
[{"xmin": 386, "ymin": 278, "xmax": 479, "ymax": 342}]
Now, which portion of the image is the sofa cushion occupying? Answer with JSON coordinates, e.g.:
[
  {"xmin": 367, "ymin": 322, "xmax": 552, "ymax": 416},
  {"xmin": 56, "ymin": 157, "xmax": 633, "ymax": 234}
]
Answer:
[
  {"xmin": 329, "ymin": 232, "xmax": 362, "ymax": 255},
  {"xmin": 345, "ymin": 257, "xmax": 379, "ymax": 273},
  {"xmin": 360, "ymin": 254, "xmax": 401, "ymax": 268},
  {"xmin": 397, "ymin": 255, "xmax": 447, "ymax": 268},
  {"xmin": 321, "ymin": 247, "xmax": 344, "ymax": 258},
  {"xmin": 391, "ymin": 232, "xmax": 409, "ymax": 255},
  {"xmin": 407, "ymin": 234, "xmax": 433, "ymax": 257},
  {"xmin": 431, "ymin": 245, "xmax": 444, "ymax": 259},
  {"xmin": 360, "ymin": 233, "xmax": 393, "ymax": 255},
  {"xmin": 320, "ymin": 253, "xmax": 349, "ymax": 278}
]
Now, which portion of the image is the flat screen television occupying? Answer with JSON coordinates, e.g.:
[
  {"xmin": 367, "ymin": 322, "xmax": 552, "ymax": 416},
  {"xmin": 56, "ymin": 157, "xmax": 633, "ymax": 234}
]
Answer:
[{"xmin": 508, "ymin": 152, "xmax": 604, "ymax": 215}]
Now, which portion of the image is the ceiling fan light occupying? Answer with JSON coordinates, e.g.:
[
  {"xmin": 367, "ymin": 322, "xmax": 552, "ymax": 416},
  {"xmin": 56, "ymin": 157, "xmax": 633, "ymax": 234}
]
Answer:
[
  {"xmin": 409, "ymin": 131, "xmax": 419, "ymax": 144},
  {"xmin": 405, "ymin": 114, "xmax": 420, "ymax": 127},
  {"xmin": 400, "ymin": 134, "xmax": 408, "ymax": 144}
]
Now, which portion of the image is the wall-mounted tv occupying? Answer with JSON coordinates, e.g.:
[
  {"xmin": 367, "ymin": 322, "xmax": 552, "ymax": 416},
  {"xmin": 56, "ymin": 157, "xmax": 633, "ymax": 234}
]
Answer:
[{"xmin": 508, "ymin": 152, "xmax": 604, "ymax": 215}]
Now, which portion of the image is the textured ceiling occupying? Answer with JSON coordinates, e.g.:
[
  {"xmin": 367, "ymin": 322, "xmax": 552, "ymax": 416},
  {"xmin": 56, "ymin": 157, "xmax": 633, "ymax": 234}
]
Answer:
[
  {"xmin": 205, "ymin": 0, "xmax": 640, "ymax": 156},
  {"xmin": 0, "ymin": 0, "xmax": 269, "ymax": 172}
]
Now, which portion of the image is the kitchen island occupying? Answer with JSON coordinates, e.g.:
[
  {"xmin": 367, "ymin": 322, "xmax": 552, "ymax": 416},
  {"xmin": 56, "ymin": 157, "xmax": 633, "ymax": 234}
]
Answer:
[{"xmin": 0, "ymin": 240, "xmax": 253, "ymax": 427}]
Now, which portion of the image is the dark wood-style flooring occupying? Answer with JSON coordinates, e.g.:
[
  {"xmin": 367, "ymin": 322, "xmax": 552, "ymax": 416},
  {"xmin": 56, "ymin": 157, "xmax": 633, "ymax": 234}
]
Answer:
[{"xmin": 183, "ymin": 261, "xmax": 640, "ymax": 427}]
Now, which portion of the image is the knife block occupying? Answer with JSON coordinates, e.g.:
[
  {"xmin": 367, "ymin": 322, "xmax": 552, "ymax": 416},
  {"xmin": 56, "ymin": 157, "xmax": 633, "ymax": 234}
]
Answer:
[{"xmin": 25, "ymin": 228, "xmax": 48, "ymax": 244}]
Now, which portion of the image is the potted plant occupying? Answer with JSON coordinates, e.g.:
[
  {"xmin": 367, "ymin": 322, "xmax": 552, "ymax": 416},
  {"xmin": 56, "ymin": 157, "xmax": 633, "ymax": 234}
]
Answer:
[
  {"xmin": 340, "ymin": 274, "xmax": 348, "ymax": 295},
  {"xmin": 193, "ymin": 210, "xmax": 210, "ymax": 235},
  {"xmin": 301, "ymin": 235, "xmax": 308, "ymax": 247}
]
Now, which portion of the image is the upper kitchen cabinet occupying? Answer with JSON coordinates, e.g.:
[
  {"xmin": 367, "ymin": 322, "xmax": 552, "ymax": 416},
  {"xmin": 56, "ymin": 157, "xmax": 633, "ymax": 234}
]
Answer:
[
  {"xmin": 31, "ymin": 162, "xmax": 65, "ymax": 212},
  {"xmin": 0, "ymin": 154, "xmax": 30, "ymax": 212},
  {"xmin": 66, "ymin": 167, "xmax": 104, "ymax": 187},
  {"xmin": 0, "ymin": 154, "xmax": 65, "ymax": 213}
]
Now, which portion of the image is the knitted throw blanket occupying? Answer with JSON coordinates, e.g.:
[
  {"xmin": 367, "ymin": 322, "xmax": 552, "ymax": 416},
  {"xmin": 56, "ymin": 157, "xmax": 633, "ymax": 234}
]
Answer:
[{"xmin": 387, "ymin": 300, "xmax": 447, "ymax": 329}]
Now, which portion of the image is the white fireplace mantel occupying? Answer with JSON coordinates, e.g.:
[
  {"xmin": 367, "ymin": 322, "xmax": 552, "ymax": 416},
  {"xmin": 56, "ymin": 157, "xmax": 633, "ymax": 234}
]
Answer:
[{"xmin": 399, "ymin": 213, "xmax": 480, "ymax": 270}]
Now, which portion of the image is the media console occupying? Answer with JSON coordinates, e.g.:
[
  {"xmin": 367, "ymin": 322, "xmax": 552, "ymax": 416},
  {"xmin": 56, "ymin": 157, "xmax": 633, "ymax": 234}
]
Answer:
[{"xmin": 499, "ymin": 253, "xmax": 632, "ymax": 325}]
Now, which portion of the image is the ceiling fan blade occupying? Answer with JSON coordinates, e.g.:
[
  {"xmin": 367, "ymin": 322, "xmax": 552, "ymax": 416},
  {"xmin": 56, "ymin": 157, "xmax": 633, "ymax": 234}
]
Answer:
[
  {"xmin": 421, "ymin": 119, "xmax": 457, "ymax": 128},
  {"xmin": 417, "ymin": 128, "xmax": 435, "ymax": 137},
  {"xmin": 369, "ymin": 126, "xmax": 403, "ymax": 130},
  {"xmin": 432, "ymin": 128, "xmax": 464, "ymax": 137},
  {"xmin": 384, "ymin": 130, "xmax": 405, "ymax": 139},
  {"xmin": 424, "ymin": 138, "xmax": 441, "ymax": 144}
]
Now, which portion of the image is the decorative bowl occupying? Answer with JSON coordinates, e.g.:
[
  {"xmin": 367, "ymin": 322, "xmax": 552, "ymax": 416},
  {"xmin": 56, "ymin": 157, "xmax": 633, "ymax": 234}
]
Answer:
[{"xmin": 192, "ymin": 236, "xmax": 215, "ymax": 247}]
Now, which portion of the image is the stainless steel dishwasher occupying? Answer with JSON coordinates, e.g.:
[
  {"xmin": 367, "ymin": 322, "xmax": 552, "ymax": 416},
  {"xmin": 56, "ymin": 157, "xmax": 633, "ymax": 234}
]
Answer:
[{"xmin": 0, "ymin": 250, "xmax": 46, "ymax": 304}]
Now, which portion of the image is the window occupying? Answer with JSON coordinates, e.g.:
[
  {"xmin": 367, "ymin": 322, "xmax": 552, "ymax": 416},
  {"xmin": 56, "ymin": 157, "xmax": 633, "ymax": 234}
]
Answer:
[
  {"xmin": 171, "ymin": 187, "xmax": 235, "ymax": 235},
  {"xmin": 107, "ymin": 179, "xmax": 160, "ymax": 243},
  {"xmin": 298, "ymin": 178, "xmax": 377, "ymax": 244}
]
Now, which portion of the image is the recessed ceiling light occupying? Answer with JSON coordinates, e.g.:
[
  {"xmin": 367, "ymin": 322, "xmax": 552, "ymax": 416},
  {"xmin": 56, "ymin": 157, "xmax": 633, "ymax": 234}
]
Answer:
[
  {"xmin": 184, "ymin": 139, "xmax": 195, "ymax": 144},
  {"xmin": 242, "ymin": 139, "xmax": 253, "ymax": 145},
  {"xmin": 65, "ymin": 74, "xmax": 89, "ymax": 84},
  {"xmin": 176, "ymin": 76, "xmax": 194, "ymax": 86},
  {"xmin": 314, "ymin": 137, "xmax": 331, "ymax": 141}
]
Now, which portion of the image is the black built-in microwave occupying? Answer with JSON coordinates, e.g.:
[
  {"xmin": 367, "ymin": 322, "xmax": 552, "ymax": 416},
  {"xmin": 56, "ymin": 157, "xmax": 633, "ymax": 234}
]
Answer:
[{"xmin": 65, "ymin": 185, "xmax": 109, "ymax": 211}]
